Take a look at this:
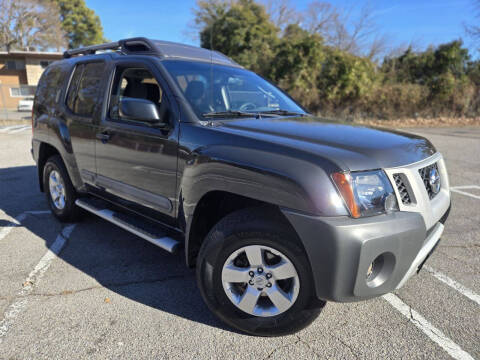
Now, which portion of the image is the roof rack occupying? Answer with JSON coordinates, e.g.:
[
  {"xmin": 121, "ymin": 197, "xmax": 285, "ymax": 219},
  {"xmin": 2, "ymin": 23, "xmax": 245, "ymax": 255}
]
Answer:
[
  {"xmin": 62, "ymin": 37, "xmax": 241, "ymax": 67},
  {"xmin": 63, "ymin": 37, "xmax": 159, "ymax": 58}
]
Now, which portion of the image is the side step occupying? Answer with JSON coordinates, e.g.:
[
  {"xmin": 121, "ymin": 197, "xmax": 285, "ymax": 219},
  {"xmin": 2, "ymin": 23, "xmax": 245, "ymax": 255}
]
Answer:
[{"xmin": 75, "ymin": 198, "xmax": 180, "ymax": 254}]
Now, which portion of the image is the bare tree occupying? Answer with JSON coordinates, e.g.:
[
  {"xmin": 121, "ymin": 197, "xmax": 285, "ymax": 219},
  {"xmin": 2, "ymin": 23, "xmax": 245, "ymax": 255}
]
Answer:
[
  {"xmin": 263, "ymin": 0, "xmax": 301, "ymax": 32},
  {"xmin": 303, "ymin": 1, "xmax": 339, "ymax": 37},
  {"xmin": 0, "ymin": 0, "xmax": 66, "ymax": 52},
  {"xmin": 303, "ymin": 1, "xmax": 388, "ymax": 60},
  {"xmin": 464, "ymin": 0, "xmax": 480, "ymax": 48}
]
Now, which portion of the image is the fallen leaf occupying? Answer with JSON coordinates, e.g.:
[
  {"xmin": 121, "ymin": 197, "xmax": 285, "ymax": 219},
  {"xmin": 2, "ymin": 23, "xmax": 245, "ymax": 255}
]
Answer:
[{"xmin": 104, "ymin": 297, "xmax": 111, "ymax": 303}]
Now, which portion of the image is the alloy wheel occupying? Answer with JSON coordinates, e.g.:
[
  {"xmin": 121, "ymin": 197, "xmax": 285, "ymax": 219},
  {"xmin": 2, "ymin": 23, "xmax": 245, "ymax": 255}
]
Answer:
[
  {"xmin": 49, "ymin": 170, "xmax": 66, "ymax": 210},
  {"xmin": 221, "ymin": 245, "xmax": 300, "ymax": 317}
]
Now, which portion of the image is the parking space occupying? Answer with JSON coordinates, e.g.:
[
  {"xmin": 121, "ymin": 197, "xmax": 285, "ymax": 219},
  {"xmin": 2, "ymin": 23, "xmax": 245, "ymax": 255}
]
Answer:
[{"xmin": 0, "ymin": 126, "xmax": 479, "ymax": 359}]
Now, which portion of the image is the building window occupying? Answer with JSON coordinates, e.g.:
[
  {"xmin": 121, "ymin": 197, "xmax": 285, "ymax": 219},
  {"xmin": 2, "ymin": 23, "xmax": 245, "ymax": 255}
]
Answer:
[
  {"xmin": 6, "ymin": 60, "xmax": 26, "ymax": 70},
  {"xmin": 40, "ymin": 60, "xmax": 50, "ymax": 69},
  {"xmin": 10, "ymin": 86, "xmax": 36, "ymax": 97}
]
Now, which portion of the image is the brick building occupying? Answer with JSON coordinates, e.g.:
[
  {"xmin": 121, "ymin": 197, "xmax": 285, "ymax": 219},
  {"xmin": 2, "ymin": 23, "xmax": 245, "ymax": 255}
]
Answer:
[{"xmin": 0, "ymin": 51, "xmax": 63, "ymax": 110}]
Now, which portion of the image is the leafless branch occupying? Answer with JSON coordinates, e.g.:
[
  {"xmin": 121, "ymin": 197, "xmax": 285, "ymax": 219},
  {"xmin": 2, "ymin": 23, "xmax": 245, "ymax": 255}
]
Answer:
[
  {"xmin": 303, "ymin": 1, "xmax": 389, "ymax": 60},
  {"xmin": 0, "ymin": 0, "xmax": 67, "ymax": 51},
  {"xmin": 263, "ymin": 0, "xmax": 301, "ymax": 32}
]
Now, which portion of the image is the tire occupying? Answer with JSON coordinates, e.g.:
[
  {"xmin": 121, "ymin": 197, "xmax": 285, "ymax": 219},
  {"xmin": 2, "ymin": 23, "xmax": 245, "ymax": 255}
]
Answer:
[
  {"xmin": 196, "ymin": 208, "xmax": 325, "ymax": 336},
  {"xmin": 43, "ymin": 154, "xmax": 81, "ymax": 222}
]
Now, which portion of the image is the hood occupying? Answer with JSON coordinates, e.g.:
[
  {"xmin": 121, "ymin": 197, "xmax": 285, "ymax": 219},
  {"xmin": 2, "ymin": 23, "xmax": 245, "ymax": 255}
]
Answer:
[{"xmin": 215, "ymin": 117, "xmax": 436, "ymax": 171}]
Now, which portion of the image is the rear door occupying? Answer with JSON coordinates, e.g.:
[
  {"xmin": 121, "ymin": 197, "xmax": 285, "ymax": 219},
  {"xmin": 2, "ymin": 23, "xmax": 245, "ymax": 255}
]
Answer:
[
  {"xmin": 94, "ymin": 60, "xmax": 179, "ymax": 217},
  {"xmin": 64, "ymin": 61, "xmax": 107, "ymax": 182}
]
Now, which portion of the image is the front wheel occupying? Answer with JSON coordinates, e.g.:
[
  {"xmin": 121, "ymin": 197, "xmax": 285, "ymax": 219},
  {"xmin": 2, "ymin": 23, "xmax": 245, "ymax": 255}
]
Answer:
[{"xmin": 196, "ymin": 208, "xmax": 325, "ymax": 336}]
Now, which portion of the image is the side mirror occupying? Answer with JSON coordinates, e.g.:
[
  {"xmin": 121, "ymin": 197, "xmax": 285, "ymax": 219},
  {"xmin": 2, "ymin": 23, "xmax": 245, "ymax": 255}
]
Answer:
[{"xmin": 119, "ymin": 97, "xmax": 168, "ymax": 128}]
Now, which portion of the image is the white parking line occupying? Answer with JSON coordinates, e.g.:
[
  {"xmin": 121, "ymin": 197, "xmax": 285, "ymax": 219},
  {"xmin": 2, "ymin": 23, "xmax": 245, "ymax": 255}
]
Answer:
[
  {"xmin": 0, "ymin": 125, "xmax": 24, "ymax": 133},
  {"xmin": 424, "ymin": 266, "xmax": 480, "ymax": 306},
  {"xmin": 450, "ymin": 186, "xmax": 480, "ymax": 200},
  {"xmin": 0, "ymin": 224, "xmax": 75, "ymax": 342},
  {"xmin": 8, "ymin": 126, "xmax": 31, "ymax": 134},
  {"xmin": 0, "ymin": 214, "xmax": 26, "ymax": 242},
  {"xmin": 450, "ymin": 189, "xmax": 480, "ymax": 200},
  {"xmin": 383, "ymin": 293, "xmax": 474, "ymax": 360},
  {"xmin": 0, "ymin": 210, "xmax": 51, "ymax": 242}
]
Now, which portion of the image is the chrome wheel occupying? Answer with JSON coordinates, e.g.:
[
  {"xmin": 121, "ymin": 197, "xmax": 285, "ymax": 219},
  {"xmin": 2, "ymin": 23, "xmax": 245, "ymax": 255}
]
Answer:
[
  {"xmin": 221, "ymin": 245, "xmax": 300, "ymax": 317},
  {"xmin": 49, "ymin": 170, "xmax": 66, "ymax": 210}
]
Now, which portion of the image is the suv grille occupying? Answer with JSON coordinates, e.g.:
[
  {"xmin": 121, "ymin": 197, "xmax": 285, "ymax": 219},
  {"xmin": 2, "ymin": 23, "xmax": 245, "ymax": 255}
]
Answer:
[
  {"xmin": 393, "ymin": 174, "xmax": 411, "ymax": 205},
  {"xmin": 418, "ymin": 163, "xmax": 440, "ymax": 199}
]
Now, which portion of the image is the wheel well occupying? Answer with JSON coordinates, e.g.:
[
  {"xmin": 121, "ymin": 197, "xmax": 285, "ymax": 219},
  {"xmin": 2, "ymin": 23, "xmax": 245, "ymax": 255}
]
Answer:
[
  {"xmin": 37, "ymin": 143, "xmax": 60, "ymax": 192},
  {"xmin": 186, "ymin": 191, "xmax": 300, "ymax": 267}
]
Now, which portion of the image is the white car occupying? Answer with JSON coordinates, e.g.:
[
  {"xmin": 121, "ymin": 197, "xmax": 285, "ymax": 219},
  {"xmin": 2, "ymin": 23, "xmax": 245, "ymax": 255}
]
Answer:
[{"xmin": 17, "ymin": 97, "xmax": 34, "ymax": 112}]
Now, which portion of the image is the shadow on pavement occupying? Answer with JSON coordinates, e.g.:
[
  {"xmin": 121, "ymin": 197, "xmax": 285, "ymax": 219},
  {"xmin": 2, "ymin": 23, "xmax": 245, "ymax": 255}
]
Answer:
[{"xmin": 0, "ymin": 165, "xmax": 234, "ymax": 333}]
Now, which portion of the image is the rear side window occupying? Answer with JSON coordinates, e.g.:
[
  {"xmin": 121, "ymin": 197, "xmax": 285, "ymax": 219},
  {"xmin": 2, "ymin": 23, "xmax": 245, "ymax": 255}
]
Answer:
[
  {"xmin": 66, "ymin": 64, "xmax": 84, "ymax": 111},
  {"xmin": 35, "ymin": 65, "xmax": 65, "ymax": 107},
  {"xmin": 66, "ymin": 62, "xmax": 106, "ymax": 117}
]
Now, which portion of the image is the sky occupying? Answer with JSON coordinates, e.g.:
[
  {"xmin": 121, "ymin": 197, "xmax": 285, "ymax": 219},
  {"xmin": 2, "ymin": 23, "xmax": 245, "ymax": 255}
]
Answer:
[{"xmin": 85, "ymin": 0, "xmax": 477, "ymax": 54}]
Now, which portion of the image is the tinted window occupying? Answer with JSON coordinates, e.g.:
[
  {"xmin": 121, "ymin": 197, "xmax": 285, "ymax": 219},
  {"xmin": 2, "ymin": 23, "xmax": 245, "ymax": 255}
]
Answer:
[
  {"xmin": 66, "ymin": 64, "xmax": 84, "ymax": 111},
  {"xmin": 35, "ymin": 65, "xmax": 65, "ymax": 107},
  {"xmin": 66, "ymin": 62, "xmax": 105, "ymax": 116}
]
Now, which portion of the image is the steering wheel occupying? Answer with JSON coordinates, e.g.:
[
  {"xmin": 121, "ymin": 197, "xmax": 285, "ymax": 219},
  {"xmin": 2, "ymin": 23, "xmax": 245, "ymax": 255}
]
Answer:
[{"xmin": 239, "ymin": 102, "xmax": 256, "ymax": 112}]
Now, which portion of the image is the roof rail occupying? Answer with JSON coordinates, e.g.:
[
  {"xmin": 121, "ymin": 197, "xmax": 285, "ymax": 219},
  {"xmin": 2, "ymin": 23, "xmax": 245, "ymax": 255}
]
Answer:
[
  {"xmin": 63, "ymin": 37, "xmax": 159, "ymax": 58},
  {"xmin": 63, "ymin": 41, "xmax": 120, "ymax": 58}
]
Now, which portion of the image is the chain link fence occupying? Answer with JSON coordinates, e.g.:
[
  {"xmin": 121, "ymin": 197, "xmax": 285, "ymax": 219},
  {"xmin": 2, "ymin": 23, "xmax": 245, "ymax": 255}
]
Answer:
[{"xmin": 0, "ymin": 84, "xmax": 36, "ymax": 123}]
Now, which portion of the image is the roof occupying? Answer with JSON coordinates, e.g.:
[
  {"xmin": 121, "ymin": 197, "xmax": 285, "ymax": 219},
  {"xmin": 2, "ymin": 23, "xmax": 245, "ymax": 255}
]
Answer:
[
  {"xmin": 63, "ymin": 37, "xmax": 241, "ymax": 67},
  {"xmin": 150, "ymin": 39, "xmax": 240, "ymax": 66}
]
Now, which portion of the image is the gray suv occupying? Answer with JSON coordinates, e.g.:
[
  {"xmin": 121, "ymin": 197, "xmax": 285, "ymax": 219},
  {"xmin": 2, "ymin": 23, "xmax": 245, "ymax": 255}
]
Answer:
[{"xmin": 31, "ymin": 38, "xmax": 451, "ymax": 336}]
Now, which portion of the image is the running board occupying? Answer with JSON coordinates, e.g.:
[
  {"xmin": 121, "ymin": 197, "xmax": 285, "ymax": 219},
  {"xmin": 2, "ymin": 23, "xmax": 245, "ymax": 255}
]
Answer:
[{"xmin": 75, "ymin": 198, "xmax": 180, "ymax": 254}]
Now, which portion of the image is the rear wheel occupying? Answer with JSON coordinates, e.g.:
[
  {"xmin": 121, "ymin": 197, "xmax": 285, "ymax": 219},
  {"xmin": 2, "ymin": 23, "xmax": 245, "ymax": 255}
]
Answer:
[
  {"xmin": 43, "ymin": 155, "xmax": 81, "ymax": 222},
  {"xmin": 196, "ymin": 208, "xmax": 325, "ymax": 336}
]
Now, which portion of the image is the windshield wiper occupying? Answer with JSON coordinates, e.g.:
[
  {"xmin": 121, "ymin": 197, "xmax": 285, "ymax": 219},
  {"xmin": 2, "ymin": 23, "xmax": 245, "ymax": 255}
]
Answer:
[
  {"xmin": 202, "ymin": 110, "xmax": 257, "ymax": 118},
  {"xmin": 256, "ymin": 109, "xmax": 308, "ymax": 117}
]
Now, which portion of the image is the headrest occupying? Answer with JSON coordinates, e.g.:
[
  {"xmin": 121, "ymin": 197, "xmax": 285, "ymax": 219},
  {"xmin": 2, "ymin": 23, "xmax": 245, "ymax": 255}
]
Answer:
[
  {"xmin": 144, "ymin": 83, "xmax": 160, "ymax": 103},
  {"xmin": 123, "ymin": 79, "xmax": 147, "ymax": 99}
]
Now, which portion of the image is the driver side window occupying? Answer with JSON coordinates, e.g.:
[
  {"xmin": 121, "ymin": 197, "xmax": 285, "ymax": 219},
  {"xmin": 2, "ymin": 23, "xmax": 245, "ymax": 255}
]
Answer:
[{"xmin": 109, "ymin": 66, "xmax": 168, "ymax": 124}]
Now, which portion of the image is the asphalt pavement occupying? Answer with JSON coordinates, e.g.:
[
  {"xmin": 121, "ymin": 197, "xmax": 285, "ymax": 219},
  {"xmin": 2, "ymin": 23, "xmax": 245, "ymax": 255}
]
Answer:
[{"xmin": 0, "ymin": 125, "xmax": 479, "ymax": 359}]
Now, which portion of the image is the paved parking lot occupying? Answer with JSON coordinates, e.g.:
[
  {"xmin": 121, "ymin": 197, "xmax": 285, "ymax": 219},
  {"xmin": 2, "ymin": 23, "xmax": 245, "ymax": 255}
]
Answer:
[{"xmin": 0, "ymin": 125, "xmax": 479, "ymax": 359}]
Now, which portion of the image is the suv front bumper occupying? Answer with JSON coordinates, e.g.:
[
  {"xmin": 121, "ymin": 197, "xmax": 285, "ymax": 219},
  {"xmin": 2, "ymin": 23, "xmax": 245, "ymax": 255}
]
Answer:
[{"xmin": 282, "ymin": 204, "xmax": 450, "ymax": 302}]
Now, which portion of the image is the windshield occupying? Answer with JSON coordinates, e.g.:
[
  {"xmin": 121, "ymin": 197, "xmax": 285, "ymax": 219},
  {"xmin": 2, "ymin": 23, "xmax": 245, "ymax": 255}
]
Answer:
[{"xmin": 162, "ymin": 60, "xmax": 306, "ymax": 119}]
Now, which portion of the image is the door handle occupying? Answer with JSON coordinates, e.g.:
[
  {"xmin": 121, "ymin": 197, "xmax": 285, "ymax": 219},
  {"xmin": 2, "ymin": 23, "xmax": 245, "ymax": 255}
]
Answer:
[{"xmin": 96, "ymin": 131, "xmax": 111, "ymax": 143}]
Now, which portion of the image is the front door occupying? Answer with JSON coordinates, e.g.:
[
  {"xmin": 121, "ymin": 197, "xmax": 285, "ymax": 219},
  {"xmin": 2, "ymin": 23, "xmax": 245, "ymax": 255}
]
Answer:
[{"xmin": 94, "ymin": 61, "xmax": 179, "ymax": 217}]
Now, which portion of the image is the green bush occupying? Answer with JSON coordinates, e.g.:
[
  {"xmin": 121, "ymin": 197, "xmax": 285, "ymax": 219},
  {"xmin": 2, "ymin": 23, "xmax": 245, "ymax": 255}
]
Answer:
[
  {"xmin": 195, "ymin": 0, "xmax": 479, "ymax": 119},
  {"xmin": 360, "ymin": 83, "xmax": 428, "ymax": 119},
  {"xmin": 269, "ymin": 25, "xmax": 325, "ymax": 112},
  {"xmin": 199, "ymin": 0, "xmax": 278, "ymax": 75},
  {"xmin": 317, "ymin": 49, "xmax": 378, "ymax": 112}
]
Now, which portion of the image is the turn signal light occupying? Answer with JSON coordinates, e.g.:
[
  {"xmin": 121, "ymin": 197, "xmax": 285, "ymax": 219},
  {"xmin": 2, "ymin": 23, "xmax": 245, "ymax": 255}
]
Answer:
[{"xmin": 331, "ymin": 172, "xmax": 360, "ymax": 218}]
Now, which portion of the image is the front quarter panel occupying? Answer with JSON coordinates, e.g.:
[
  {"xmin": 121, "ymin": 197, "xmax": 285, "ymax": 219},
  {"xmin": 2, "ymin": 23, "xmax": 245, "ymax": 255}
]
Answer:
[{"xmin": 178, "ymin": 123, "xmax": 349, "ymax": 255}]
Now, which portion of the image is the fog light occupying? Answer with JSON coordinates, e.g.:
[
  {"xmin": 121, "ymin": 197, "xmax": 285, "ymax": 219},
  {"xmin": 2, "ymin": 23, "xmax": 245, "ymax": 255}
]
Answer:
[
  {"xmin": 366, "ymin": 255, "xmax": 383, "ymax": 280},
  {"xmin": 366, "ymin": 252, "xmax": 395, "ymax": 288},
  {"xmin": 366, "ymin": 262, "xmax": 374, "ymax": 279}
]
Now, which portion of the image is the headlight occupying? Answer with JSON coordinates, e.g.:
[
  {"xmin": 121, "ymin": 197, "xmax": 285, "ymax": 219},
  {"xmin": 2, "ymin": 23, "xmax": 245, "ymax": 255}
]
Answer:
[{"xmin": 331, "ymin": 170, "xmax": 398, "ymax": 218}]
